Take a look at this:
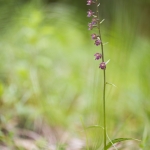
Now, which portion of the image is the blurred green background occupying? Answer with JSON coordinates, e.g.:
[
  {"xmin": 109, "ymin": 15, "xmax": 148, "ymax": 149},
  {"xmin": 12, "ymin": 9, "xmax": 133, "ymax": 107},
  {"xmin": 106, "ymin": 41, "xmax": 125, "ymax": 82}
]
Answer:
[{"xmin": 0, "ymin": 0, "xmax": 150, "ymax": 149}]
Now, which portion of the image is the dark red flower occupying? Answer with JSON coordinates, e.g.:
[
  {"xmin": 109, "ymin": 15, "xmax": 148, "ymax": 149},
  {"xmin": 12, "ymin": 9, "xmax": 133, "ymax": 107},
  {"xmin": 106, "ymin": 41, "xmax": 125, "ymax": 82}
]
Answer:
[
  {"xmin": 91, "ymin": 33, "xmax": 97, "ymax": 39},
  {"xmin": 87, "ymin": 9, "xmax": 94, "ymax": 17},
  {"xmin": 88, "ymin": 23, "xmax": 93, "ymax": 30},
  {"xmin": 87, "ymin": 0, "xmax": 95, "ymax": 5},
  {"xmin": 99, "ymin": 62, "xmax": 106, "ymax": 69},
  {"xmin": 94, "ymin": 39, "xmax": 101, "ymax": 46},
  {"xmin": 91, "ymin": 18, "xmax": 97, "ymax": 25},
  {"xmin": 87, "ymin": 0, "xmax": 92, "ymax": 5},
  {"xmin": 94, "ymin": 53, "xmax": 102, "ymax": 60}
]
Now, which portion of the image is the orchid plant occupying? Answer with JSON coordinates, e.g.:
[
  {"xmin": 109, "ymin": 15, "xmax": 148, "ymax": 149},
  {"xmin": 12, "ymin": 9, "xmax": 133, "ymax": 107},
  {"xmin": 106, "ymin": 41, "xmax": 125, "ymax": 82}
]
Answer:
[{"xmin": 86, "ymin": 0, "xmax": 140, "ymax": 149}]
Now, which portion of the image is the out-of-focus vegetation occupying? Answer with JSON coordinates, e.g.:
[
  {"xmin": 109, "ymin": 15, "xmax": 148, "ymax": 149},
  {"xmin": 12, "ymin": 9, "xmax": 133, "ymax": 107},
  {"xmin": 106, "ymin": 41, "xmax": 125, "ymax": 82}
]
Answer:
[{"xmin": 0, "ymin": 0, "xmax": 150, "ymax": 149}]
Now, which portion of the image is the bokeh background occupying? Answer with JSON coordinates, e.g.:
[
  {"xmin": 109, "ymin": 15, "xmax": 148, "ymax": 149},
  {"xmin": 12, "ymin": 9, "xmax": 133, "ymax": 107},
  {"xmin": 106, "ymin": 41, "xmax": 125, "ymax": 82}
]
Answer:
[{"xmin": 0, "ymin": 0, "xmax": 150, "ymax": 149}]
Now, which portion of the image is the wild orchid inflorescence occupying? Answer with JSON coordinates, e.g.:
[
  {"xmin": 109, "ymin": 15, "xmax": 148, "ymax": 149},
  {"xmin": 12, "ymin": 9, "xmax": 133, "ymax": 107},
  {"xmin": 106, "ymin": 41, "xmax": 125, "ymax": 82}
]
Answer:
[
  {"xmin": 86, "ymin": 1, "xmax": 139, "ymax": 149},
  {"xmin": 87, "ymin": 0, "xmax": 106, "ymax": 70},
  {"xmin": 87, "ymin": 0, "xmax": 107, "ymax": 149},
  {"xmin": 87, "ymin": 0, "xmax": 129, "ymax": 149}
]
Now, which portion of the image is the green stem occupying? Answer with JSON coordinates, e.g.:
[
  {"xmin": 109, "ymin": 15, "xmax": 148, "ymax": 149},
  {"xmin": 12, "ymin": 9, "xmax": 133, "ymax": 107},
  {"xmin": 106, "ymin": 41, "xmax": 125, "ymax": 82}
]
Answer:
[{"xmin": 95, "ymin": 0, "xmax": 107, "ymax": 149}]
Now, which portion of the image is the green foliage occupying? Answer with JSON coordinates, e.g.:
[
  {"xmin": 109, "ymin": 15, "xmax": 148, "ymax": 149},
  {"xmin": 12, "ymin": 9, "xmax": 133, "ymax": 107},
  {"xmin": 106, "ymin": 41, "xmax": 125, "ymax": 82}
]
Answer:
[{"xmin": 0, "ymin": 0, "xmax": 150, "ymax": 149}]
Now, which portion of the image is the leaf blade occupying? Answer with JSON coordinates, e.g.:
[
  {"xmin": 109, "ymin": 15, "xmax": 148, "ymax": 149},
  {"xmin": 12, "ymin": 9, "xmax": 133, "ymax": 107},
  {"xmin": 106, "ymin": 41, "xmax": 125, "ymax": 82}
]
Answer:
[{"xmin": 103, "ymin": 138, "xmax": 140, "ymax": 149}]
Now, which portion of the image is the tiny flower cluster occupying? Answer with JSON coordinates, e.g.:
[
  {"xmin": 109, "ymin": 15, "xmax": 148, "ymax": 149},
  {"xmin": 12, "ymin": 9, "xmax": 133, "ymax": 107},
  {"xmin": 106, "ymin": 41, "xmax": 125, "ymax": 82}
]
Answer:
[{"xmin": 87, "ymin": 0, "xmax": 106, "ymax": 69}]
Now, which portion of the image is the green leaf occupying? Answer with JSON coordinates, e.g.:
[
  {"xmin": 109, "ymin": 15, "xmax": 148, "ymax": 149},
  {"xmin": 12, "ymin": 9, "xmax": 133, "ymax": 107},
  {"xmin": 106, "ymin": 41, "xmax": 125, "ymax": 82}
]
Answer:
[
  {"xmin": 97, "ymin": 3, "xmax": 100, "ymax": 7},
  {"xmin": 103, "ymin": 42, "xmax": 109, "ymax": 45},
  {"xmin": 105, "ymin": 59, "xmax": 110, "ymax": 65},
  {"xmin": 100, "ymin": 19, "xmax": 105, "ymax": 24},
  {"xmin": 106, "ymin": 82, "xmax": 117, "ymax": 87},
  {"xmin": 103, "ymin": 138, "xmax": 141, "ymax": 150},
  {"xmin": 93, "ymin": 15, "xmax": 97, "ymax": 18}
]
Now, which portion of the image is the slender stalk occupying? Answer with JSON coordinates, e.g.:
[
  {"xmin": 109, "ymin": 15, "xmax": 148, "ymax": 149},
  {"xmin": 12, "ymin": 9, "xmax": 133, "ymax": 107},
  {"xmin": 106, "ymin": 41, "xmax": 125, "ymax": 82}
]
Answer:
[{"xmin": 95, "ymin": 0, "xmax": 107, "ymax": 149}]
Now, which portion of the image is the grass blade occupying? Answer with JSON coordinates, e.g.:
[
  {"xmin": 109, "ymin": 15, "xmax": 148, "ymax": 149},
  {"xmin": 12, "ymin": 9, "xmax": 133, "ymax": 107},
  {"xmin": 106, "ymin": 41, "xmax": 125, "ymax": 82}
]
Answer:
[{"xmin": 103, "ymin": 138, "xmax": 141, "ymax": 149}]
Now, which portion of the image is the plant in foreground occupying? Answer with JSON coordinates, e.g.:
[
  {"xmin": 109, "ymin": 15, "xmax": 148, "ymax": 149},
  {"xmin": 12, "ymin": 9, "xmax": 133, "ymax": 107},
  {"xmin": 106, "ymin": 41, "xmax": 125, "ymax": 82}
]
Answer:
[{"xmin": 86, "ymin": 0, "xmax": 140, "ymax": 149}]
